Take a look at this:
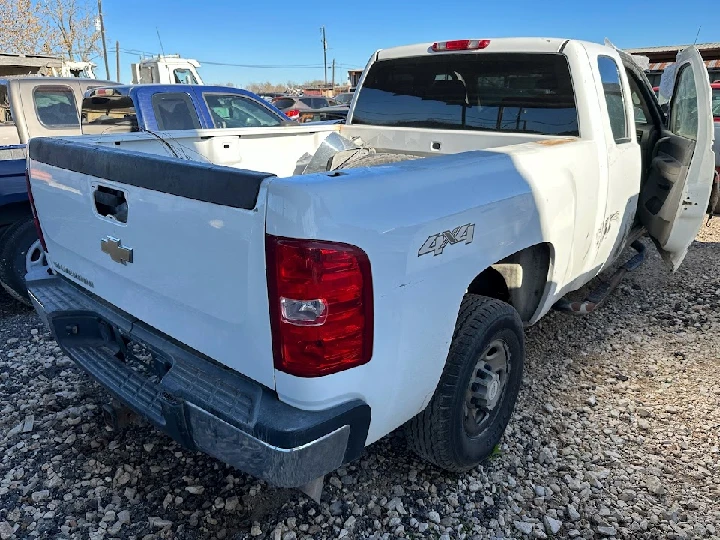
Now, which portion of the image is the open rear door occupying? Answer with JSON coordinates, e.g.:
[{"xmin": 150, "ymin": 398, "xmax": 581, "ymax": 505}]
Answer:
[{"xmin": 637, "ymin": 46, "xmax": 715, "ymax": 270}]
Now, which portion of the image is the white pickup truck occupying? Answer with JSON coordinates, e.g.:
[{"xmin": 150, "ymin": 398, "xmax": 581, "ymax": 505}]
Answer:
[{"xmin": 25, "ymin": 38, "xmax": 715, "ymax": 498}]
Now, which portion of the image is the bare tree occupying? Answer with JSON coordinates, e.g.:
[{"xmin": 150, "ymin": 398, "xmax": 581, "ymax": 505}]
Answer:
[
  {"xmin": 40, "ymin": 0, "xmax": 101, "ymax": 61},
  {"xmin": 0, "ymin": 0, "xmax": 51, "ymax": 54},
  {"xmin": 246, "ymin": 81, "xmax": 299, "ymax": 94}
]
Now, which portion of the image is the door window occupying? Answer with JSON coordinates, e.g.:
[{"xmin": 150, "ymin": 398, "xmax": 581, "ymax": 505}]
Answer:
[
  {"xmin": 669, "ymin": 65, "xmax": 698, "ymax": 140},
  {"xmin": 203, "ymin": 93, "xmax": 283, "ymax": 127},
  {"xmin": 597, "ymin": 56, "xmax": 628, "ymax": 142},
  {"xmin": 627, "ymin": 75, "xmax": 651, "ymax": 125},
  {"xmin": 151, "ymin": 92, "xmax": 201, "ymax": 130}
]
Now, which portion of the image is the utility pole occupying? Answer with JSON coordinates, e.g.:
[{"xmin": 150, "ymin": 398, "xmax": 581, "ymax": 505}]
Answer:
[
  {"xmin": 97, "ymin": 0, "xmax": 110, "ymax": 80},
  {"xmin": 320, "ymin": 26, "xmax": 327, "ymax": 92},
  {"xmin": 331, "ymin": 58, "xmax": 335, "ymax": 94},
  {"xmin": 115, "ymin": 40, "xmax": 120, "ymax": 82}
]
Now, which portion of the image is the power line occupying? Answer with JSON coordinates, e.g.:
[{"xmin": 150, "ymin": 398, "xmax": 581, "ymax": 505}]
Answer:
[{"xmin": 109, "ymin": 47, "xmax": 359, "ymax": 70}]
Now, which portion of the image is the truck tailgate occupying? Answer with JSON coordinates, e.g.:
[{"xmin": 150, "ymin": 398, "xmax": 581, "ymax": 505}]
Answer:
[{"xmin": 27, "ymin": 138, "xmax": 277, "ymax": 388}]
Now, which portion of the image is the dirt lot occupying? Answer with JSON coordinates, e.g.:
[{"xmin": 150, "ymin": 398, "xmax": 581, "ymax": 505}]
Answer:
[{"xmin": 1, "ymin": 223, "xmax": 719, "ymax": 540}]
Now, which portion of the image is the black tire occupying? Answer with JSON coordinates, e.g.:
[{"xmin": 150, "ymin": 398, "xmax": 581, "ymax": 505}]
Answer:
[
  {"xmin": 0, "ymin": 218, "xmax": 41, "ymax": 306},
  {"xmin": 406, "ymin": 294, "xmax": 524, "ymax": 472}
]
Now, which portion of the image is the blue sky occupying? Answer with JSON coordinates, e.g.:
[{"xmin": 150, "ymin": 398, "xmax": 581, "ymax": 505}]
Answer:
[{"xmin": 102, "ymin": 0, "xmax": 713, "ymax": 87}]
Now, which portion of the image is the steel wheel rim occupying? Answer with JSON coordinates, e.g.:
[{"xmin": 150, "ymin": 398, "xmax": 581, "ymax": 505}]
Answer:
[
  {"xmin": 463, "ymin": 338, "xmax": 510, "ymax": 438},
  {"xmin": 25, "ymin": 240, "xmax": 47, "ymax": 273}
]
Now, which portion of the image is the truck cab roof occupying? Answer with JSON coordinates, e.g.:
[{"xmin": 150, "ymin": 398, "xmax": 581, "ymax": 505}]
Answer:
[
  {"xmin": 84, "ymin": 84, "xmax": 267, "ymax": 101},
  {"xmin": 376, "ymin": 37, "xmax": 573, "ymax": 60}
]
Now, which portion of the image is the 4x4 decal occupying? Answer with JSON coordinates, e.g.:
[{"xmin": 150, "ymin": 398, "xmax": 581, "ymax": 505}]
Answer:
[{"xmin": 418, "ymin": 223, "xmax": 475, "ymax": 257}]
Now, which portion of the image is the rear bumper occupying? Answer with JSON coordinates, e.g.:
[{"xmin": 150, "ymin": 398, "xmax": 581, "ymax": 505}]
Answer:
[{"xmin": 27, "ymin": 273, "xmax": 370, "ymax": 488}]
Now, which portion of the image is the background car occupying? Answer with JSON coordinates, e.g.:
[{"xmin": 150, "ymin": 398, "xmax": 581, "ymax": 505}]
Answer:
[
  {"xmin": 271, "ymin": 95, "xmax": 337, "ymax": 120},
  {"xmin": 297, "ymin": 104, "xmax": 349, "ymax": 123},
  {"xmin": 334, "ymin": 92, "xmax": 354, "ymax": 106}
]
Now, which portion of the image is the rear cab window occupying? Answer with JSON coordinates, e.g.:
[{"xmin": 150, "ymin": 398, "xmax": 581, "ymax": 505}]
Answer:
[
  {"xmin": 82, "ymin": 91, "xmax": 138, "ymax": 134},
  {"xmin": 203, "ymin": 93, "xmax": 282, "ymax": 128},
  {"xmin": 33, "ymin": 86, "xmax": 79, "ymax": 128},
  {"xmin": 151, "ymin": 92, "xmax": 201, "ymax": 130},
  {"xmin": 352, "ymin": 53, "xmax": 578, "ymax": 135}
]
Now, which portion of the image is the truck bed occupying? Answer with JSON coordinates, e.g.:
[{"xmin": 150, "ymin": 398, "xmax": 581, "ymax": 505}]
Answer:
[{"xmin": 70, "ymin": 124, "xmax": 570, "ymax": 178}]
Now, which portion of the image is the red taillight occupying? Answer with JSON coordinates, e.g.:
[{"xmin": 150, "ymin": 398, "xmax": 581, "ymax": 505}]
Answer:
[
  {"xmin": 285, "ymin": 109, "xmax": 300, "ymax": 118},
  {"xmin": 266, "ymin": 235, "xmax": 373, "ymax": 378},
  {"xmin": 432, "ymin": 39, "xmax": 490, "ymax": 52},
  {"xmin": 714, "ymin": 117, "xmax": 720, "ymax": 123},
  {"xmin": 25, "ymin": 169, "xmax": 47, "ymax": 252}
]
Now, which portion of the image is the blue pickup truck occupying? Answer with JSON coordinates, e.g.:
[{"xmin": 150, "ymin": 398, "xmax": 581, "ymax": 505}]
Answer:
[
  {"xmin": 81, "ymin": 83, "xmax": 290, "ymax": 134},
  {"xmin": 1, "ymin": 80, "xmax": 289, "ymax": 304}
]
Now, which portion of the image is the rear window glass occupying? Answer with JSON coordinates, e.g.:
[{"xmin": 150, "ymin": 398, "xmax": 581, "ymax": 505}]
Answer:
[
  {"xmin": 82, "ymin": 95, "xmax": 138, "ymax": 134},
  {"xmin": 299, "ymin": 97, "xmax": 314, "ymax": 108},
  {"xmin": 335, "ymin": 93, "xmax": 353, "ymax": 105},
  {"xmin": 273, "ymin": 98, "xmax": 295, "ymax": 109},
  {"xmin": 151, "ymin": 92, "xmax": 201, "ymax": 130},
  {"xmin": 173, "ymin": 68, "xmax": 198, "ymax": 85},
  {"xmin": 204, "ymin": 93, "xmax": 282, "ymax": 128},
  {"xmin": 33, "ymin": 86, "xmax": 79, "ymax": 128},
  {"xmin": 712, "ymin": 88, "xmax": 720, "ymax": 118},
  {"xmin": 352, "ymin": 53, "xmax": 578, "ymax": 136}
]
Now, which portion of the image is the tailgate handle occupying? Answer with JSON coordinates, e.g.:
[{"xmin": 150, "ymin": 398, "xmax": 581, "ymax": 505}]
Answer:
[{"xmin": 94, "ymin": 186, "xmax": 128, "ymax": 223}]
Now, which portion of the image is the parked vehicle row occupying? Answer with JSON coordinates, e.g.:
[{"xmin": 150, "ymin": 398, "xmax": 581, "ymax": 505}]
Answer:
[
  {"xmin": 21, "ymin": 37, "xmax": 715, "ymax": 501},
  {"xmin": 1, "ymin": 79, "xmax": 292, "ymax": 303},
  {"xmin": 271, "ymin": 95, "xmax": 348, "ymax": 120}
]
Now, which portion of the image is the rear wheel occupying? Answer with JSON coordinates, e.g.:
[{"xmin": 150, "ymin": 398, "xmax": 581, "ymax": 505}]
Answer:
[
  {"xmin": 406, "ymin": 295, "xmax": 524, "ymax": 471},
  {"xmin": 0, "ymin": 218, "xmax": 46, "ymax": 305}
]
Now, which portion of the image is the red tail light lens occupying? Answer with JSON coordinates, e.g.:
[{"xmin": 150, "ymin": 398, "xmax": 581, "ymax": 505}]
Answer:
[
  {"xmin": 266, "ymin": 235, "xmax": 373, "ymax": 377},
  {"xmin": 25, "ymin": 169, "xmax": 47, "ymax": 252},
  {"xmin": 285, "ymin": 109, "xmax": 300, "ymax": 119},
  {"xmin": 432, "ymin": 39, "xmax": 490, "ymax": 52}
]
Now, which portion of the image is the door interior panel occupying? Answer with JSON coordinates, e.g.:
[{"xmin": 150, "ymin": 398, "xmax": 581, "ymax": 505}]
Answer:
[
  {"xmin": 637, "ymin": 133, "xmax": 695, "ymax": 244},
  {"xmin": 634, "ymin": 121, "xmax": 659, "ymax": 181}
]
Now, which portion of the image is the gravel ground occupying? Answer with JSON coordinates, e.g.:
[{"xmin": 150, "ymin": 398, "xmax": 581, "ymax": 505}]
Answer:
[{"xmin": 1, "ymin": 223, "xmax": 720, "ymax": 540}]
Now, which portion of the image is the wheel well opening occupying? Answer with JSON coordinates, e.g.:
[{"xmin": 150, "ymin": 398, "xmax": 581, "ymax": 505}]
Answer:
[
  {"xmin": 466, "ymin": 243, "xmax": 552, "ymax": 323},
  {"xmin": 467, "ymin": 267, "xmax": 510, "ymax": 303}
]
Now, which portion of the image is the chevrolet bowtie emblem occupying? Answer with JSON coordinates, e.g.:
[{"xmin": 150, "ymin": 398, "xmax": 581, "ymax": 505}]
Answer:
[{"xmin": 101, "ymin": 237, "xmax": 133, "ymax": 265}]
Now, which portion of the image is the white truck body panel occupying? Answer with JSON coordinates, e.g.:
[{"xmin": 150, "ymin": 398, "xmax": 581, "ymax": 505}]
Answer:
[{"xmin": 27, "ymin": 38, "xmax": 715, "ymax": 449}]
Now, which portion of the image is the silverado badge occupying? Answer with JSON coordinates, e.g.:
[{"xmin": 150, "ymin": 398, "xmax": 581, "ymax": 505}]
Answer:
[{"xmin": 101, "ymin": 237, "xmax": 133, "ymax": 265}]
